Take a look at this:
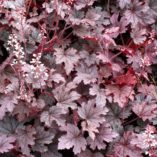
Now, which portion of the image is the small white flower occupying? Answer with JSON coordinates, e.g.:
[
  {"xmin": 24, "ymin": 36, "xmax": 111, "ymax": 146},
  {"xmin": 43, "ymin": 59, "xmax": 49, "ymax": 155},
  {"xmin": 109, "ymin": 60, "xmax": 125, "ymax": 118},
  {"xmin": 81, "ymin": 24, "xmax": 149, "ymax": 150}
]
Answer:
[{"xmin": 7, "ymin": 34, "xmax": 25, "ymax": 65}]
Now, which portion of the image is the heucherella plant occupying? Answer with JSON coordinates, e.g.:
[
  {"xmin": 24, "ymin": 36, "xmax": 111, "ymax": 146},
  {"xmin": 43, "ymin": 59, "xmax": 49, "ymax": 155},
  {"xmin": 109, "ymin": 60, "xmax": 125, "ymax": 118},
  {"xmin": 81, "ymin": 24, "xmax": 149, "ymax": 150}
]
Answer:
[
  {"xmin": 131, "ymin": 125, "xmax": 157, "ymax": 157},
  {"xmin": 0, "ymin": 0, "xmax": 157, "ymax": 157}
]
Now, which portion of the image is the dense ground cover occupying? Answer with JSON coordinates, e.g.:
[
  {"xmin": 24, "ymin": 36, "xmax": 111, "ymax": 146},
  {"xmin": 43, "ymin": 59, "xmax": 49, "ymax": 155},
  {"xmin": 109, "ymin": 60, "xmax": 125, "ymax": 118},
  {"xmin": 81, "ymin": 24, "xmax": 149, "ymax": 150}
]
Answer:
[{"xmin": 0, "ymin": 0, "xmax": 157, "ymax": 157}]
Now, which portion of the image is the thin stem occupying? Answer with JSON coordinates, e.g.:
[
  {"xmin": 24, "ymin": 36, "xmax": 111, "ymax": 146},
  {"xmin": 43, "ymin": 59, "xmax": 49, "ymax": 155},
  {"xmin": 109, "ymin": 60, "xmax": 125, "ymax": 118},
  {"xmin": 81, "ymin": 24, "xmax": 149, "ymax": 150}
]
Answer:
[
  {"xmin": 122, "ymin": 116, "xmax": 139, "ymax": 126},
  {"xmin": 107, "ymin": 0, "xmax": 110, "ymax": 11},
  {"xmin": 110, "ymin": 51, "xmax": 123, "ymax": 61},
  {"xmin": 120, "ymin": 34, "xmax": 125, "ymax": 45},
  {"xmin": 0, "ymin": 53, "xmax": 14, "ymax": 73}
]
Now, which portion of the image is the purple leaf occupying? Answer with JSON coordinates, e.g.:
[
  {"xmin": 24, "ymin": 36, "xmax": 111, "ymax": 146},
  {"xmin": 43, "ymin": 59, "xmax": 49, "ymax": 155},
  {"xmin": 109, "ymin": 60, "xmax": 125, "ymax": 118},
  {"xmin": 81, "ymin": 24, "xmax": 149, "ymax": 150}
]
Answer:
[
  {"xmin": 32, "ymin": 126, "xmax": 55, "ymax": 152},
  {"xmin": 0, "ymin": 134, "xmax": 15, "ymax": 153},
  {"xmin": 82, "ymin": 9, "xmax": 101, "ymax": 26},
  {"xmin": 12, "ymin": 101, "xmax": 30, "ymax": 121},
  {"xmin": 117, "ymin": 0, "xmax": 131, "ymax": 9},
  {"xmin": 41, "ymin": 144, "xmax": 62, "ymax": 157},
  {"xmin": 89, "ymin": 85, "xmax": 108, "ymax": 107},
  {"xmin": 40, "ymin": 106, "xmax": 66, "ymax": 127},
  {"xmin": 77, "ymin": 149, "xmax": 104, "ymax": 157},
  {"xmin": 114, "ymin": 131, "xmax": 142, "ymax": 157},
  {"xmin": 78, "ymin": 100, "xmax": 108, "ymax": 139},
  {"xmin": 53, "ymin": 82, "xmax": 80, "ymax": 113},
  {"xmin": 58, "ymin": 124, "xmax": 87, "ymax": 154},
  {"xmin": 132, "ymin": 94, "xmax": 157, "ymax": 121},
  {"xmin": 54, "ymin": 47, "xmax": 80, "ymax": 75},
  {"xmin": 110, "ymin": 14, "xmax": 128, "ymax": 35},
  {"xmin": 87, "ymin": 122, "xmax": 118, "ymax": 150},
  {"xmin": 124, "ymin": 0, "xmax": 154, "ymax": 27},
  {"xmin": 74, "ymin": 0, "xmax": 96, "ymax": 10},
  {"xmin": 105, "ymin": 85, "xmax": 134, "ymax": 108},
  {"xmin": 0, "ymin": 116, "xmax": 22, "ymax": 135},
  {"xmin": 74, "ymin": 63, "xmax": 98, "ymax": 85},
  {"xmin": 15, "ymin": 125, "xmax": 36, "ymax": 156},
  {"xmin": 0, "ymin": 94, "xmax": 18, "ymax": 120},
  {"xmin": 131, "ymin": 27, "xmax": 147, "ymax": 44}
]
